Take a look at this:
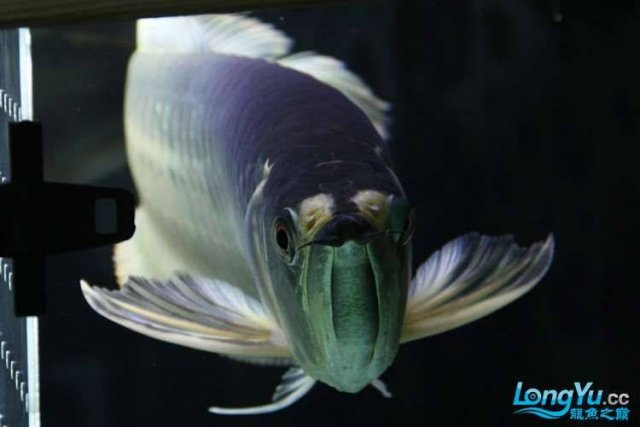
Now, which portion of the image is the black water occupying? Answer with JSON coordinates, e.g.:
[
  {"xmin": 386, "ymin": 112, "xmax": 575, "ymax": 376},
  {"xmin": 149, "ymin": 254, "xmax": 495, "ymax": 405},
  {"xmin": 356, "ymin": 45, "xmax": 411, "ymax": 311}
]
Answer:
[{"xmin": 33, "ymin": 1, "xmax": 638, "ymax": 426}]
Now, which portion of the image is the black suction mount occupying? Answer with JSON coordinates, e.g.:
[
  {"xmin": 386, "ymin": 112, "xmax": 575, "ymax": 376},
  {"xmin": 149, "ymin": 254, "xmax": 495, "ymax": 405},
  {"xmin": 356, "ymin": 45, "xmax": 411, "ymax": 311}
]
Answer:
[{"xmin": 0, "ymin": 121, "xmax": 135, "ymax": 316}]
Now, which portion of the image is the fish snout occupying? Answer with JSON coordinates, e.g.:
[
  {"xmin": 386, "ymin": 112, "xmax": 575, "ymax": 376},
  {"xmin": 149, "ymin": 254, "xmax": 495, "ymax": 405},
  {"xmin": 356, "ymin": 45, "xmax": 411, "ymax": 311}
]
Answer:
[{"xmin": 312, "ymin": 213, "xmax": 378, "ymax": 247}]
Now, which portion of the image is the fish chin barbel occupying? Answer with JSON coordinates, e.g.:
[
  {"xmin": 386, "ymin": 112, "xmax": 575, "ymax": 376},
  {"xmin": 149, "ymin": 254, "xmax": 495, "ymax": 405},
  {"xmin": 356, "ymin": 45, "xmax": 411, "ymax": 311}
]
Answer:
[{"xmin": 80, "ymin": 14, "xmax": 555, "ymax": 415}]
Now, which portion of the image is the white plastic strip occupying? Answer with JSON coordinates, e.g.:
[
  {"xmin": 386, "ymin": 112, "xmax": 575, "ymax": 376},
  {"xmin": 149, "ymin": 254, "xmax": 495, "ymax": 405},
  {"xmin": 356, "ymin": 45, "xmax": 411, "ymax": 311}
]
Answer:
[{"xmin": 19, "ymin": 27, "xmax": 41, "ymax": 427}]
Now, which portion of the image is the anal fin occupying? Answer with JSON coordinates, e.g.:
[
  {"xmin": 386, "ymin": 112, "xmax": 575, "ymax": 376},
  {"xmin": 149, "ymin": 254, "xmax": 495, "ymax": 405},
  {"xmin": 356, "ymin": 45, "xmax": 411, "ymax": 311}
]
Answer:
[{"xmin": 209, "ymin": 367, "xmax": 316, "ymax": 415}]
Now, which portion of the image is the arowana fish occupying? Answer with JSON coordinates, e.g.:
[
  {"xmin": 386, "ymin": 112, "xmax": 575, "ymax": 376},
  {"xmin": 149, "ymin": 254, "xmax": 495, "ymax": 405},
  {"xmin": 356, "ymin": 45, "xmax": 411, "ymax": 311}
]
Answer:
[{"xmin": 81, "ymin": 14, "xmax": 554, "ymax": 415}]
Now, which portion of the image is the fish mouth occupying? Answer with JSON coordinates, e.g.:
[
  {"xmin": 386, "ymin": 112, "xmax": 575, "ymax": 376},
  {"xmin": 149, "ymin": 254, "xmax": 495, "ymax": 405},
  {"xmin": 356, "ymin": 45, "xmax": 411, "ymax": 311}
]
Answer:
[
  {"xmin": 328, "ymin": 242, "xmax": 381, "ymax": 392},
  {"xmin": 286, "ymin": 213, "xmax": 406, "ymax": 393},
  {"xmin": 300, "ymin": 241, "xmax": 382, "ymax": 392},
  {"xmin": 331, "ymin": 244, "xmax": 379, "ymax": 347}
]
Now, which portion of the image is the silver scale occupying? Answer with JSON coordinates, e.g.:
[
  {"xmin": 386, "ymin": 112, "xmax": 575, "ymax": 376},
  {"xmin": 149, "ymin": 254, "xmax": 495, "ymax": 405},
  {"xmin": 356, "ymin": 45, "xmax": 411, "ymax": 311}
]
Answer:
[{"xmin": 0, "ymin": 28, "xmax": 40, "ymax": 427}]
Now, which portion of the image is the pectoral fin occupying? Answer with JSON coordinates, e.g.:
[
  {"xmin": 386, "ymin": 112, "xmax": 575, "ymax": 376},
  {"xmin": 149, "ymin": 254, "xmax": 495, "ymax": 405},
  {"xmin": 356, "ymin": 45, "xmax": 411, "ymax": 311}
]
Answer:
[
  {"xmin": 81, "ymin": 274, "xmax": 292, "ymax": 358},
  {"xmin": 402, "ymin": 233, "xmax": 554, "ymax": 342}
]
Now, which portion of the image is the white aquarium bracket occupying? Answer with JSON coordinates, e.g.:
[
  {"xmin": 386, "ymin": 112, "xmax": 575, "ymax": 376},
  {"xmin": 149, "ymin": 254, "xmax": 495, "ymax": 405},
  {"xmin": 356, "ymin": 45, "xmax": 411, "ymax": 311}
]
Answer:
[{"xmin": 0, "ymin": 27, "xmax": 41, "ymax": 427}]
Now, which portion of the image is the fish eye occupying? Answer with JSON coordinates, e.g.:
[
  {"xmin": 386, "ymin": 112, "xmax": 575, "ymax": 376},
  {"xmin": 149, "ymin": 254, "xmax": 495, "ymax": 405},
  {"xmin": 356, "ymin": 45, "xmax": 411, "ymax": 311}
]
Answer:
[
  {"xmin": 273, "ymin": 219, "xmax": 295, "ymax": 262},
  {"xmin": 400, "ymin": 209, "xmax": 415, "ymax": 246},
  {"xmin": 388, "ymin": 197, "xmax": 414, "ymax": 246},
  {"xmin": 276, "ymin": 224, "xmax": 290, "ymax": 250}
]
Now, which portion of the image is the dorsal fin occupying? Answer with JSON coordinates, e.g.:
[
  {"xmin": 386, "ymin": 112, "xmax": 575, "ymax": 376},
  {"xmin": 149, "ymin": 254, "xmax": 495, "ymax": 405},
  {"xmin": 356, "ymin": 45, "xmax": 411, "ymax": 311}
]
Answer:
[
  {"xmin": 136, "ymin": 14, "xmax": 390, "ymax": 139},
  {"xmin": 278, "ymin": 52, "xmax": 390, "ymax": 139},
  {"xmin": 136, "ymin": 14, "xmax": 292, "ymax": 59}
]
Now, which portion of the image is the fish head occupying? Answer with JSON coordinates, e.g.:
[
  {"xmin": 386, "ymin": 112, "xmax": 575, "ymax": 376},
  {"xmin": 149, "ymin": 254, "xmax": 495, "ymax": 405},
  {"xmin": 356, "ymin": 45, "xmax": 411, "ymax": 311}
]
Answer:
[{"xmin": 252, "ymin": 188, "xmax": 413, "ymax": 393}]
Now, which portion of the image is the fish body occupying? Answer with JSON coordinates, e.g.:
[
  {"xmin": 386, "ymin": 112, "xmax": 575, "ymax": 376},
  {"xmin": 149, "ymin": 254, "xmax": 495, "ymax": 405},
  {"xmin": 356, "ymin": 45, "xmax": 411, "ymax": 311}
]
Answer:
[
  {"xmin": 124, "ymin": 23, "xmax": 409, "ymax": 391},
  {"xmin": 82, "ymin": 14, "xmax": 554, "ymax": 414}
]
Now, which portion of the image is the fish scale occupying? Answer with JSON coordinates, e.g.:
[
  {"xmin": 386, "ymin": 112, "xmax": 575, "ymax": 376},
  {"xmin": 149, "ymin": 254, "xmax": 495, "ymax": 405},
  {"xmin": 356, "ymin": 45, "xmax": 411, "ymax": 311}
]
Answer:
[{"xmin": 124, "ymin": 58, "xmax": 253, "ymax": 291}]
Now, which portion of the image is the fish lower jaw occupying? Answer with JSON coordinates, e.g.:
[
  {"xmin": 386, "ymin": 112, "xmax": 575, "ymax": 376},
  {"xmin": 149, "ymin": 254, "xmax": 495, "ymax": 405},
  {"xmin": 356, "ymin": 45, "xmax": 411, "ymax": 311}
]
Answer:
[
  {"xmin": 301, "ymin": 362, "xmax": 379, "ymax": 394},
  {"xmin": 330, "ymin": 380, "xmax": 370, "ymax": 394}
]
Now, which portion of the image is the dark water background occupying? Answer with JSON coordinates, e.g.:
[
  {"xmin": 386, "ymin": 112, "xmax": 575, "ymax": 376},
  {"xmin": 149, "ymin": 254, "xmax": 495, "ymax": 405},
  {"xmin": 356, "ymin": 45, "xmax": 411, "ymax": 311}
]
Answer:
[{"xmin": 32, "ymin": 0, "xmax": 638, "ymax": 426}]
